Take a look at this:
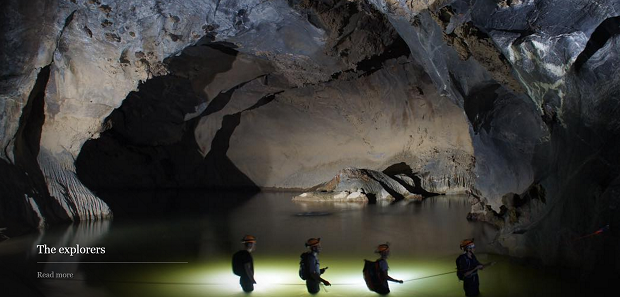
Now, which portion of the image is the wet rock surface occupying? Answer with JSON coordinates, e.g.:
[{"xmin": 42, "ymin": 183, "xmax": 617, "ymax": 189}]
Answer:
[{"xmin": 293, "ymin": 167, "xmax": 425, "ymax": 202}]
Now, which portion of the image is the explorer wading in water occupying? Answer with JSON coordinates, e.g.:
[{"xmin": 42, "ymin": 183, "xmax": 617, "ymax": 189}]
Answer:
[
  {"xmin": 299, "ymin": 238, "xmax": 331, "ymax": 294},
  {"xmin": 363, "ymin": 243, "xmax": 403, "ymax": 294},
  {"xmin": 232, "ymin": 235, "xmax": 257, "ymax": 292},
  {"xmin": 456, "ymin": 239, "xmax": 495, "ymax": 297}
]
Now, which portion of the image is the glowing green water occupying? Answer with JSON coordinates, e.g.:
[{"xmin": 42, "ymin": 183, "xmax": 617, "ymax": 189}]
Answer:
[
  {"xmin": 83, "ymin": 255, "xmax": 583, "ymax": 297},
  {"xmin": 0, "ymin": 192, "xmax": 588, "ymax": 296}
]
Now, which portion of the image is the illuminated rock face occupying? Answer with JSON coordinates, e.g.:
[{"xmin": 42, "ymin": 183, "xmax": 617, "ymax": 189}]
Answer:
[
  {"xmin": 367, "ymin": 0, "xmax": 620, "ymax": 268},
  {"xmin": 73, "ymin": 0, "xmax": 475, "ymax": 193},
  {"xmin": 293, "ymin": 167, "xmax": 424, "ymax": 202},
  {"xmin": 1, "ymin": 0, "xmax": 261, "ymax": 229},
  {"xmin": 2, "ymin": 0, "xmax": 620, "ymax": 273}
]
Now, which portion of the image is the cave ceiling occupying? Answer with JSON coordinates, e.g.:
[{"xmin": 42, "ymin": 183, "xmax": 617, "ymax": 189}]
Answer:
[{"xmin": 1, "ymin": 0, "xmax": 620, "ymax": 270}]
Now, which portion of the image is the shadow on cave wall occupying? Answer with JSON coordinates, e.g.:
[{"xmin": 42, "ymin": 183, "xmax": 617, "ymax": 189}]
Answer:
[
  {"xmin": 382, "ymin": 162, "xmax": 439, "ymax": 197},
  {"xmin": 463, "ymin": 83, "xmax": 501, "ymax": 135},
  {"xmin": 530, "ymin": 120, "xmax": 620, "ymax": 287},
  {"xmin": 75, "ymin": 43, "xmax": 265, "ymax": 216},
  {"xmin": 1, "ymin": 65, "xmax": 71, "ymax": 236},
  {"xmin": 574, "ymin": 16, "xmax": 620, "ymax": 72}
]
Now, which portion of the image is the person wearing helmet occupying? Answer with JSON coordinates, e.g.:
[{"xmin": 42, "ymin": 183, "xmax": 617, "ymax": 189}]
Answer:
[
  {"xmin": 232, "ymin": 235, "xmax": 257, "ymax": 292},
  {"xmin": 374, "ymin": 243, "xmax": 403, "ymax": 294},
  {"xmin": 456, "ymin": 238, "xmax": 484, "ymax": 296},
  {"xmin": 301, "ymin": 238, "xmax": 331, "ymax": 294}
]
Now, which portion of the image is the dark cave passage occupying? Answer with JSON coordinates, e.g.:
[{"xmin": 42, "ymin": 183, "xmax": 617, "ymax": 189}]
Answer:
[{"xmin": 76, "ymin": 43, "xmax": 263, "ymax": 192}]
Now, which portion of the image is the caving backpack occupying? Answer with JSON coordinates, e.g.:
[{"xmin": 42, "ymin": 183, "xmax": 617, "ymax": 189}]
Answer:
[
  {"xmin": 363, "ymin": 259, "xmax": 389, "ymax": 293},
  {"xmin": 299, "ymin": 252, "xmax": 311, "ymax": 280},
  {"xmin": 456, "ymin": 254, "xmax": 467, "ymax": 281},
  {"xmin": 232, "ymin": 250, "xmax": 246, "ymax": 276}
]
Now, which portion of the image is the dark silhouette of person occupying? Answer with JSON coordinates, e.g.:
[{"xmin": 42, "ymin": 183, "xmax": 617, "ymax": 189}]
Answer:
[
  {"xmin": 301, "ymin": 238, "xmax": 331, "ymax": 294},
  {"xmin": 232, "ymin": 235, "xmax": 257, "ymax": 292},
  {"xmin": 456, "ymin": 238, "xmax": 493, "ymax": 296},
  {"xmin": 374, "ymin": 243, "xmax": 403, "ymax": 294}
]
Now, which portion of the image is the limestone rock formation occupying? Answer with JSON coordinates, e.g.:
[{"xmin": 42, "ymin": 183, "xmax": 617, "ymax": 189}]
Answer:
[
  {"xmin": 293, "ymin": 167, "xmax": 424, "ymax": 202},
  {"xmin": 74, "ymin": 1, "xmax": 475, "ymax": 193},
  {"xmin": 1, "ymin": 0, "xmax": 252, "ymax": 231},
  {"xmin": 1, "ymin": 0, "xmax": 620, "ymax": 280},
  {"xmin": 363, "ymin": 0, "xmax": 620, "ymax": 266},
  {"xmin": 293, "ymin": 191, "xmax": 370, "ymax": 202}
]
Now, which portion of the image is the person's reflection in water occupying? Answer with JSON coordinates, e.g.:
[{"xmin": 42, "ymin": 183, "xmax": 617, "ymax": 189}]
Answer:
[
  {"xmin": 232, "ymin": 235, "xmax": 257, "ymax": 292},
  {"xmin": 300, "ymin": 238, "xmax": 331, "ymax": 294}
]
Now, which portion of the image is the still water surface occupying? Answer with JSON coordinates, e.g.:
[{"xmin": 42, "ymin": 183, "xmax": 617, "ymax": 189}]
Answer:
[{"xmin": 0, "ymin": 192, "xmax": 587, "ymax": 296}]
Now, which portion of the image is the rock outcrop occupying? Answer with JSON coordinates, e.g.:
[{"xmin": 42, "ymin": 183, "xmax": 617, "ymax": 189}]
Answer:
[
  {"xmin": 1, "ymin": 0, "xmax": 257, "ymax": 231},
  {"xmin": 74, "ymin": 1, "xmax": 475, "ymax": 192},
  {"xmin": 293, "ymin": 167, "xmax": 424, "ymax": 202},
  {"xmin": 368, "ymin": 0, "xmax": 620, "ymax": 272}
]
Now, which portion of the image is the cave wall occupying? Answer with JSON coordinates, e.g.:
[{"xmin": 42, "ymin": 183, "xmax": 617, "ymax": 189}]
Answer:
[
  {"xmin": 75, "ymin": 44, "xmax": 276, "ymax": 190},
  {"xmin": 368, "ymin": 0, "xmax": 620, "ymax": 275},
  {"xmin": 1, "ymin": 0, "xmax": 620, "ymax": 276},
  {"xmin": 225, "ymin": 59, "xmax": 474, "ymax": 190},
  {"xmin": 1, "ymin": 0, "xmax": 269, "ymax": 227},
  {"xmin": 75, "ymin": 0, "xmax": 475, "ymax": 193},
  {"xmin": 1, "ymin": 0, "xmax": 76, "ymax": 233},
  {"xmin": 366, "ymin": 1, "xmax": 549, "ymax": 213}
]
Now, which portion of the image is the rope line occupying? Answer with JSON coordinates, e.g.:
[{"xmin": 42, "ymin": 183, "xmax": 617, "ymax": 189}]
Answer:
[
  {"xmin": 321, "ymin": 282, "xmax": 329, "ymax": 292},
  {"xmin": 403, "ymin": 270, "xmax": 457, "ymax": 282},
  {"xmin": 41, "ymin": 278, "xmax": 224, "ymax": 286},
  {"xmin": 42, "ymin": 261, "xmax": 504, "ymax": 287},
  {"xmin": 41, "ymin": 269, "xmax": 461, "ymax": 286},
  {"xmin": 42, "ymin": 278, "xmax": 363, "ymax": 287}
]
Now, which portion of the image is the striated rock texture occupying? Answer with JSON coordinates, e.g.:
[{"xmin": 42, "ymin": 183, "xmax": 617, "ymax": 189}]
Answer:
[
  {"xmin": 1, "ymin": 0, "xmax": 252, "ymax": 231},
  {"xmin": 293, "ymin": 167, "xmax": 424, "ymax": 202},
  {"xmin": 1, "ymin": 0, "xmax": 620, "ymax": 282}
]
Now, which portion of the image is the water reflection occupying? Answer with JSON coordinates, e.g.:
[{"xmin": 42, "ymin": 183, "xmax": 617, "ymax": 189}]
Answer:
[
  {"xmin": 294, "ymin": 201, "xmax": 368, "ymax": 210},
  {"xmin": 0, "ymin": 220, "xmax": 111, "ymax": 297},
  {"xmin": 0, "ymin": 192, "xmax": 589, "ymax": 297},
  {"xmin": 32, "ymin": 220, "xmax": 111, "ymax": 258}
]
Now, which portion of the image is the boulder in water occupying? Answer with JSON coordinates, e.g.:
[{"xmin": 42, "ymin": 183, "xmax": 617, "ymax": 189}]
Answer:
[{"xmin": 293, "ymin": 167, "xmax": 423, "ymax": 202}]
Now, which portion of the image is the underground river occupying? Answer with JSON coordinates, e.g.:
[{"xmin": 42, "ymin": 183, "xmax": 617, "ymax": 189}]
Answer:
[{"xmin": 0, "ymin": 192, "xmax": 588, "ymax": 296}]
